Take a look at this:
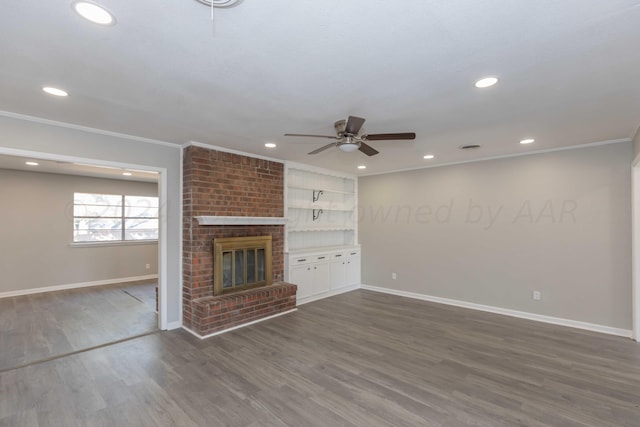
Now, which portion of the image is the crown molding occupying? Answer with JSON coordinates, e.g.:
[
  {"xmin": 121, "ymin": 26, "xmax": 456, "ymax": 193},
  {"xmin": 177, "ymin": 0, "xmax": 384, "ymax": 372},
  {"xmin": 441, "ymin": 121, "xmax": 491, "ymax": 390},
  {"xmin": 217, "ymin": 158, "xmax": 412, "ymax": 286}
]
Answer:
[
  {"xmin": 185, "ymin": 140, "xmax": 285, "ymax": 163},
  {"xmin": 360, "ymin": 138, "xmax": 631, "ymax": 177}
]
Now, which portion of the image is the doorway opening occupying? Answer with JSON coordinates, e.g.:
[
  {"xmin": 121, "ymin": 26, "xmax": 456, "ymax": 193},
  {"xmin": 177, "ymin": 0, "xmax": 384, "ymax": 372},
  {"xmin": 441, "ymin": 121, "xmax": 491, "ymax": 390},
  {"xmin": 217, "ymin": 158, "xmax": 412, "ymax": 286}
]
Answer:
[{"xmin": 0, "ymin": 148, "xmax": 168, "ymax": 371}]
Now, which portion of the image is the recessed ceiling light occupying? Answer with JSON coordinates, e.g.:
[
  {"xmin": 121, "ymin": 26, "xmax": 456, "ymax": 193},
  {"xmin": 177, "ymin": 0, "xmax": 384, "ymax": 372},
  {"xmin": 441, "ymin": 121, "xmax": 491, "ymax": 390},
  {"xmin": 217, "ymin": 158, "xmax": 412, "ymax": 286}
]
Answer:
[
  {"xmin": 357, "ymin": 165, "xmax": 367, "ymax": 170},
  {"xmin": 265, "ymin": 143, "xmax": 276, "ymax": 148},
  {"xmin": 520, "ymin": 138, "xmax": 535, "ymax": 145},
  {"xmin": 122, "ymin": 172, "xmax": 132, "ymax": 176},
  {"xmin": 25, "ymin": 161, "xmax": 39, "ymax": 166},
  {"xmin": 474, "ymin": 77, "xmax": 499, "ymax": 88},
  {"xmin": 72, "ymin": 1, "xmax": 116, "ymax": 26},
  {"xmin": 42, "ymin": 86, "xmax": 68, "ymax": 97},
  {"xmin": 423, "ymin": 154, "xmax": 435, "ymax": 160}
]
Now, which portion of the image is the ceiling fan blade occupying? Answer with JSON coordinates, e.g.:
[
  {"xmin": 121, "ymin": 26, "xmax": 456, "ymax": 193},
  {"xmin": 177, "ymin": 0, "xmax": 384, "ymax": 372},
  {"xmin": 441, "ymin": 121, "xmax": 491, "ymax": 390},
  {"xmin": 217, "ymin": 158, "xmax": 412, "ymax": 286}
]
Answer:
[
  {"xmin": 308, "ymin": 143, "xmax": 336, "ymax": 155},
  {"xmin": 344, "ymin": 116, "xmax": 366, "ymax": 135},
  {"xmin": 284, "ymin": 133, "xmax": 339, "ymax": 139},
  {"xmin": 362, "ymin": 132, "xmax": 416, "ymax": 141},
  {"xmin": 358, "ymin": 142, "xmax": 379, "ymax": 156}
]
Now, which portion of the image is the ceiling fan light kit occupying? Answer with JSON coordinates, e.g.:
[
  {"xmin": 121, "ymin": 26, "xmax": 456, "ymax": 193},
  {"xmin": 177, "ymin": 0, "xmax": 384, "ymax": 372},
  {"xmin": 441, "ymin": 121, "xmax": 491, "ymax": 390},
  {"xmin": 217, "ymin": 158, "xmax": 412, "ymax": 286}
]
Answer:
[
  {"xmin": 284, "ymin": 116, "xmax": 416, "ymax": 156},
  {"xmin": 338, "ymin": 145, "xmax": 359, "ymax": 153},
  {"xmin": 338, "ymin": 137, "xmax": 359, "ymax": 152}
]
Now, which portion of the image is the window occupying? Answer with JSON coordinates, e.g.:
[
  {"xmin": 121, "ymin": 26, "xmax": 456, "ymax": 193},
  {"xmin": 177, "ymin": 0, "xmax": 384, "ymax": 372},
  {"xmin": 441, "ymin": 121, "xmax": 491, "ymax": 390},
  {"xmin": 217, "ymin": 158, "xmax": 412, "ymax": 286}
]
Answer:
[{"xmin": 73, "ymin": 192, "xmax": 159, "ymax": 242}]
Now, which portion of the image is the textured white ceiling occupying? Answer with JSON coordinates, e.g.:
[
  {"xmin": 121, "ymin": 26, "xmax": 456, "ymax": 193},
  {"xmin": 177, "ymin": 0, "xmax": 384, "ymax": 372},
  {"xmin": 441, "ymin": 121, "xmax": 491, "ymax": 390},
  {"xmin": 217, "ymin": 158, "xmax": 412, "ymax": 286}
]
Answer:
[{"xmin": 1, "ymin": 0, "xmax": 640, "ymax": 174}]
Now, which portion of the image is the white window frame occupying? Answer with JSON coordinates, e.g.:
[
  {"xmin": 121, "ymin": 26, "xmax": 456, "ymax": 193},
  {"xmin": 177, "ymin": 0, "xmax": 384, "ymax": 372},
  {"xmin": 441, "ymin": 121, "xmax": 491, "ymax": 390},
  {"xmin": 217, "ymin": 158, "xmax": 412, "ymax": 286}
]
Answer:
[{"xmin": 72, "ymin": 192, "xmax": 159, "ymax": 244}]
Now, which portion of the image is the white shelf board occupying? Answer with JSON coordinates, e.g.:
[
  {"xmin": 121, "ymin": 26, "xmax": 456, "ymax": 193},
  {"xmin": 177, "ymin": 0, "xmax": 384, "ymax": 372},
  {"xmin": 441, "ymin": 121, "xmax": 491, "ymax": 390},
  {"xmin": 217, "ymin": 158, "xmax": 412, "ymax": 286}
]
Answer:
[
  {"xmin": 195, "ymin": 216, "xmax": 287, "ymax": 225},
  {"xmin": 287, "ymin": 185, "xmax": 354, "ymax": 195},
  {"xmin": 288, "ymin": 204, "xmax": 354, "ymax": 212},
  {"xmin": 286, "ymin": 244, "xmax": 360, "ymax": 255},
  {"xmin": 288, "ymin": 227, "xmax": 355, "ymax": 232}
]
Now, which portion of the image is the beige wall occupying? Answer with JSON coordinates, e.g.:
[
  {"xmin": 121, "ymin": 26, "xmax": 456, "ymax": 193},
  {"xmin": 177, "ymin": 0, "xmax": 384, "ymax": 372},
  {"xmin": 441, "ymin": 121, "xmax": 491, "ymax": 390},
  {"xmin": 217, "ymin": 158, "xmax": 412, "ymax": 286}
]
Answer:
[
  {"xmin": 359, "ymin": 142, "xmax": 632, "ymax": 330},
  {"xmin": 0, "ymin": 169, "xmax": 158, "ymax": 293}
]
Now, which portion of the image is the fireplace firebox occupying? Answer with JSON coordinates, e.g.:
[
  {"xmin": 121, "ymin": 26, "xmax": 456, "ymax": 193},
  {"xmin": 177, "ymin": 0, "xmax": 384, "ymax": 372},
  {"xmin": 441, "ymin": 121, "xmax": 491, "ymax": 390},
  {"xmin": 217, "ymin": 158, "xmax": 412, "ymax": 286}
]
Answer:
[{"xmin": 213, "ymin": 235, "xmax": 272, "ymax": 295}]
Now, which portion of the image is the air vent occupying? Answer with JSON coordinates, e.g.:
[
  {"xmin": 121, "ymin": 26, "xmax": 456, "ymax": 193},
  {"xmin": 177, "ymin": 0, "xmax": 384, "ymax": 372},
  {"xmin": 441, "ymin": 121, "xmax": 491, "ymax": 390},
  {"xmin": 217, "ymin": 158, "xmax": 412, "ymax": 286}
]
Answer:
[{"xmin": 459, "ymin": 144, "xmax": 481, "ymax": 150}]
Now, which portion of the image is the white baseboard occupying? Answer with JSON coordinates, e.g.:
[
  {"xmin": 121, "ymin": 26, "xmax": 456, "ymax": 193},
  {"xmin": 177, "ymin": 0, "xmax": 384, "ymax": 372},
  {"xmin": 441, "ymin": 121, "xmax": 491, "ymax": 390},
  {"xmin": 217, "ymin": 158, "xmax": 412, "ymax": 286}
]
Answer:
[
  {"xmin": 361, "ymin": 284, "xmax": 632, "ymax": 339},
  {"xmin": 0, "ymin": 274, "xmax": 159, "ymax": 299},
  {"xmin": 296, "ymin": 284, "xmax": 361, "ymax": 306},
  {"xmin": 182, "ymin": 308, "xmax": 298, "ymax": 339}
]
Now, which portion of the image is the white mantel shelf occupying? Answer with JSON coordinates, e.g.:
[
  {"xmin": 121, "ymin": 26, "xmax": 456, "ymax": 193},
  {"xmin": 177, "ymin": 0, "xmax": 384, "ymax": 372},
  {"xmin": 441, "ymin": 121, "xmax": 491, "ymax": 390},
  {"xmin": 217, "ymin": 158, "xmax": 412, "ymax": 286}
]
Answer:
[{"xmin": 195, "ymin": 216, "xmax": 287, "ymax": 226}]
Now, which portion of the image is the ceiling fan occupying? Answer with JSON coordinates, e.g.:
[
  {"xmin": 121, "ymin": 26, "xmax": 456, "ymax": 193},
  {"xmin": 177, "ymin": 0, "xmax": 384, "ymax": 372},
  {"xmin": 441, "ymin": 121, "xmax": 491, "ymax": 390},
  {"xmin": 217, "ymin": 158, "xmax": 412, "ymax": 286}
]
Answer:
[{"xmin": 284, "ymin": 116, "xmax": 416, "ymax": 156}]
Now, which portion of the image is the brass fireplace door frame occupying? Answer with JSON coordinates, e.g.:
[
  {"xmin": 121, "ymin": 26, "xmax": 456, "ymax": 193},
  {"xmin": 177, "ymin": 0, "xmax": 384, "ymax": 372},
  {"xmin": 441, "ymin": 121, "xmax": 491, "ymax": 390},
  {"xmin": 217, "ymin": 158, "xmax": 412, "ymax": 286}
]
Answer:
[{"xmin": 213, "ymin": 235, "xmax": 272, "ymax": 295}]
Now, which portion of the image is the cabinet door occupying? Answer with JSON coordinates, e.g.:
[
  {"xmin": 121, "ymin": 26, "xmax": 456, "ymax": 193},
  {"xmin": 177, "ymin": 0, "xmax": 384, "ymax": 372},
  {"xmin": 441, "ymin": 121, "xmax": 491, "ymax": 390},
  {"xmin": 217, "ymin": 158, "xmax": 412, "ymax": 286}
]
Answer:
[
  {"xmin": 346, "ymin": 251, "xmax": 361, "ymax": 286},
  {"xmin": 312, "ymin": 261, "xmax": 330, "ymax": 295},
  {"xmin": 329, "ymin": 254, "xmax": 346, "ymax": 290},
  {"xmin": 290, "ymin": 264, "xmax": 313, "ymax": 300}
]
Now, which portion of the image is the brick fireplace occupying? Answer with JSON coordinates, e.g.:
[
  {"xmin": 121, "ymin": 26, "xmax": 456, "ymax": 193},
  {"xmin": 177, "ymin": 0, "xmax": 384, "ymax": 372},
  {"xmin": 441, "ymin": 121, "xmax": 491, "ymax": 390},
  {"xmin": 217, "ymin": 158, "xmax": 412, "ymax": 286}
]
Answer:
[{"xmin": 183, "ymin": 146, "xmax": 296, "ymax": 336}]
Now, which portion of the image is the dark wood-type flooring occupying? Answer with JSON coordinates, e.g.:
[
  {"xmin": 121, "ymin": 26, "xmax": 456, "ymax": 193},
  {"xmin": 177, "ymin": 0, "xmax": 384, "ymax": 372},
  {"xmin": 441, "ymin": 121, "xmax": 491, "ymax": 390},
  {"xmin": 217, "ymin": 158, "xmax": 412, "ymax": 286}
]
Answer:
[
  {"xmin": 1, "ymin": 289, "xmax": 639, "ymax": 426},
  {"xmin": 0, "ymin": 281, "xmax": 157, "ymax": 372}
]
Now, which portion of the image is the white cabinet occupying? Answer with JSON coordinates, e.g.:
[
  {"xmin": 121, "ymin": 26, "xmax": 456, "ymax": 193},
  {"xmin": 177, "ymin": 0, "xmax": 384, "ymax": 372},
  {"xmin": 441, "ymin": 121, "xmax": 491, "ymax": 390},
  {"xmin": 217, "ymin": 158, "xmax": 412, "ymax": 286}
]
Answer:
[
  {"xmin": 287, "ymin": 254, "xmax": 329, "ymax": 302},
  {"xmin": 290, "ymin": 264, "xmax": 314, "ymax": 300},
  {"xmin": 329, "ymin": 253, "xmax": 347, "ymax": 290},
  {"xmin": 286, "ymin": 248, "xmax": 360, "ymax": 304},
  {"xmin": 329, "ymin": 249, "xmax": 361, "ymax": 290},
  {"xmin": 313, "ymin": 260, "xmax": 330, "ymax": 294},
  {"xmin": 345, "ymin": 250, "xmax": 361, "ymax": 286}
]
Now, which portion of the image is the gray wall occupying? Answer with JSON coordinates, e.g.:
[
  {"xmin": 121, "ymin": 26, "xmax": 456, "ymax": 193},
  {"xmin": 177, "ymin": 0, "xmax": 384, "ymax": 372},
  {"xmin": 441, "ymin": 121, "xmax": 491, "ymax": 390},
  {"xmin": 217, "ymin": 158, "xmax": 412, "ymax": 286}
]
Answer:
[
  {"xmin": 0, "ymin": 169, "xmax": 158, "ymax": 293},
  {"xmin": 359, "ymin": 142, "xmax": 632, "ymax": 330},
  {"xmin": 0, "ymin": 113, "xmax": 181, "ymax": 326}
]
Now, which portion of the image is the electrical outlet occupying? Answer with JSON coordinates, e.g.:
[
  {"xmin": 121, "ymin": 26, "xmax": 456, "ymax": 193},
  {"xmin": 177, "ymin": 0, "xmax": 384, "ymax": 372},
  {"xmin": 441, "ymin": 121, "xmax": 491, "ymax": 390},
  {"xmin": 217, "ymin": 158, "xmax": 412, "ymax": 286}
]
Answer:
[
  {"xmin": 146, "ymin": 264, "xmax": 151, "ymax": 269},
  {"xmin": 392, "ymin": 272, "xmax": 397, "ymax": 280},
  {"xmin": 533, "ymin": 290, "xmax": 541, "ymax": 301}
]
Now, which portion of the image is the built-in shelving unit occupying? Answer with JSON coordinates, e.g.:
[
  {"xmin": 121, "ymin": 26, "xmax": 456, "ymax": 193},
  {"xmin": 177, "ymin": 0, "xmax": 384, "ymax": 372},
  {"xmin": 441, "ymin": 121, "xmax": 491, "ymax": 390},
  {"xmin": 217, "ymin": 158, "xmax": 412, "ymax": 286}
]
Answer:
[
  {"xmin": 284, "ymin": 162, "xmax": 361, "ymax": 303},
  {"xmin": 285, "ymin": 162, "xmax": 357, "ymax": 252}
]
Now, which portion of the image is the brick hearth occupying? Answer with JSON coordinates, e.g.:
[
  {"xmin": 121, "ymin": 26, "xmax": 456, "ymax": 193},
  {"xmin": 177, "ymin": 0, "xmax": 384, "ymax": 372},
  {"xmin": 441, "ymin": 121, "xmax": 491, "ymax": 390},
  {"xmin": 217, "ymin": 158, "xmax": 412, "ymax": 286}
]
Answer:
[{"xmin": 192, "ymin": 282, "xmax": 297, "ymax": 336}]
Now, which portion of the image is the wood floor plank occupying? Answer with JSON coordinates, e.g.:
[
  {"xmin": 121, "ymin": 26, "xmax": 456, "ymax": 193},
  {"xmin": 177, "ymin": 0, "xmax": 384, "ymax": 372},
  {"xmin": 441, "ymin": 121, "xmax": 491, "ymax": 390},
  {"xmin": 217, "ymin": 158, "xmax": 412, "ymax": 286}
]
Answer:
[
  {"xmin": 0, "ymin": 281, "xmax": 158, "ymax": 372},
  {"xmin": 1, "ymin": 289, "xmax": 639, "ymax": 426}
]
